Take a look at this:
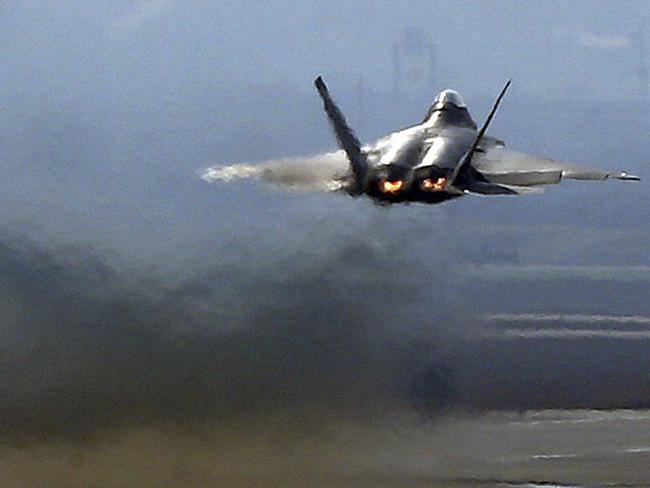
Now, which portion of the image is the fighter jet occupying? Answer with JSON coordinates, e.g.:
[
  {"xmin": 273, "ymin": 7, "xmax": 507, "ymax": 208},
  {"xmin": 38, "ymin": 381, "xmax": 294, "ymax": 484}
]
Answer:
[
  {"xmin": 312, "ymin": 76, "xmax": 639, "ymax": 204},
  {"xmin": 202, "ymin": 76, "xmax": 639, "ymax": 202}
]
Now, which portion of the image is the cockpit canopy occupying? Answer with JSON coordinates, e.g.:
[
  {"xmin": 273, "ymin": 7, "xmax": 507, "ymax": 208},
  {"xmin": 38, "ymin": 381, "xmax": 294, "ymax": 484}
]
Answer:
[
  {"xmin": 431, "ymin": 89, "xmax": 466, "ymax": 110},
  {"xmin": 422, "ymin": 89, "xmax": 475, "ymax": 128}
]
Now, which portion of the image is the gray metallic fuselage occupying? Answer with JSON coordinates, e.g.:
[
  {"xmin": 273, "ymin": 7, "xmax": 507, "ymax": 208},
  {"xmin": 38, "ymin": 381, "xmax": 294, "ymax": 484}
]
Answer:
[{"xmin": 361, "ymin": 104, "xmax": 477, "ymax": 203}]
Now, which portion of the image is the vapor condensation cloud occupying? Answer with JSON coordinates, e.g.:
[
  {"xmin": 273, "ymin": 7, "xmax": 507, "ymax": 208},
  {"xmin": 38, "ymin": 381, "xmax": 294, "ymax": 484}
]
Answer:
[{"xmin": 201, "ymin": 151, "xmax": 348, "ymax": 191}]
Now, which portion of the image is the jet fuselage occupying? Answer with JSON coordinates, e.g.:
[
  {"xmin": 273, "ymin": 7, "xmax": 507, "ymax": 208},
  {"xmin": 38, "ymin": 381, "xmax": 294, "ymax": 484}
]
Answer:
[{"xmin": 362, "ymin": 100, "xmax": 478, "ymax": 204}]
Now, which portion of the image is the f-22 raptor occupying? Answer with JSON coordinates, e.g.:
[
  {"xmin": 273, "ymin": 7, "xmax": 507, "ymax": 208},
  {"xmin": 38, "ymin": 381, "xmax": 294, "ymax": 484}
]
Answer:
[{"xmin": 314, "ymin": 76, "xmax": 639, "ymax": 205}]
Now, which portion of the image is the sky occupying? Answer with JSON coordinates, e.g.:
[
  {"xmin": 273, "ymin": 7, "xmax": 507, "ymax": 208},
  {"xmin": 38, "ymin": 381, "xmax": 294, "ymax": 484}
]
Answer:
[{"xmin": 0, "ymin": 1, "xmax": 649, "ymax": 101}]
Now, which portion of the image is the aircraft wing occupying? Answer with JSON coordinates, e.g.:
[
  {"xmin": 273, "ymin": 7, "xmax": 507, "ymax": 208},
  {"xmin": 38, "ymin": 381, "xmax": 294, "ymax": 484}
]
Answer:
[{"xmin": 470, "ymin": 144, "xmax": 639, "ymax": 190}]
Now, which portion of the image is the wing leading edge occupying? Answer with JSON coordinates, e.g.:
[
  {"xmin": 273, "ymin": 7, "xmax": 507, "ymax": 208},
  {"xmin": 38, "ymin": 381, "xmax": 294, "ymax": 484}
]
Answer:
[{"xmin": 470, "ymin": 146, "xmax": 639, "ymax": 192}]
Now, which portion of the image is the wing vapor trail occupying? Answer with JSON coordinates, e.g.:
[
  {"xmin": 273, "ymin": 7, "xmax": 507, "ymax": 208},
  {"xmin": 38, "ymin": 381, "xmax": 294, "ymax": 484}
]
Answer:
[{"xmin": 201, "ymin": 151, "xmax": 348, "ymax": 191}]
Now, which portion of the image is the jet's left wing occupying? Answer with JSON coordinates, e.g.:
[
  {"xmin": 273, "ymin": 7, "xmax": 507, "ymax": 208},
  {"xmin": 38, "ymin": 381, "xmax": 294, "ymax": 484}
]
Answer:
[{"xmin": 467, "ymin": 143, "xmax": 639, "ymax": 194}]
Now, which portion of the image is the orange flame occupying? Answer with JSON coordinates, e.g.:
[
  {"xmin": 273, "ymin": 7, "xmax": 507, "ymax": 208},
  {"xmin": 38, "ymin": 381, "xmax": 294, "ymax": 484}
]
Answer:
[
  {"xmin": 421, "ymin": 177, "xmax": 447, "ymax": 191},
  {"xmin": 379, "ymin": 180, "xmax": 404, "ymax": 193}
]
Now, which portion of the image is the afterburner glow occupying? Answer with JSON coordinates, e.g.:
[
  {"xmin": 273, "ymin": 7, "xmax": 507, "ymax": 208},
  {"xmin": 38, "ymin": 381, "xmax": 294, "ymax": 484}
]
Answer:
[
  {"xmin": 421, "ymin": 177, "xmax": 447, "ymax": 191},
  {"xmin": 379, "ymin": 180, "xmax": 404, "ymax": 193}
]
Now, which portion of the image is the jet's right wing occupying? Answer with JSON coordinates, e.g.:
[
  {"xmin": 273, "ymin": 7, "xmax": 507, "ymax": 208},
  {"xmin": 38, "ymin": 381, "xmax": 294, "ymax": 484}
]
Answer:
[{"xmin": 471, "ymin": 145, "xmax": 640, "ymax": 190}]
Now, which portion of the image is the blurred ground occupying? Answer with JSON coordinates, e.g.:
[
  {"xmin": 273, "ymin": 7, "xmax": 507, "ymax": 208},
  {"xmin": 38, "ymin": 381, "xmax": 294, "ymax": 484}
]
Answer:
[{"xmin": 1, "ymin": 410, "xmax": 648, "ymax": 487}]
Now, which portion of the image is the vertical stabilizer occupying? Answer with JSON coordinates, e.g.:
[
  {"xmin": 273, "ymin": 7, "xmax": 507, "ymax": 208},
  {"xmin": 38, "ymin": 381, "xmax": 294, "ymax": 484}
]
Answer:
[
  {"xmin": 314, "ymin": 76, "xmax": 369, "ymax": 193},
  {"xmin": 448, "ymin": 80, "xmax": 511, "ymax": 190}
]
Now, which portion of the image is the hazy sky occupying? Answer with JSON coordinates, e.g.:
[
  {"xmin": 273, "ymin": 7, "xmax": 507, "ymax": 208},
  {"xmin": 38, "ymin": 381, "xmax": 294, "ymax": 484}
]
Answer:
[{"xmin": 1, "ymin": 1, "xmax": 648, "ymax": 100}]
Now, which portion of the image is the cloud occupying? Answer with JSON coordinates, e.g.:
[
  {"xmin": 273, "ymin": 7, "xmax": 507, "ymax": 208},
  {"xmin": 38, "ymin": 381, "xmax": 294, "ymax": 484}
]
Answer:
[
  {"xmin": 201, "ymin": 151, "xmax": 348, "ymax": 191},
  {"xmin": 579, "ymin": 32, "xmax": 631, "ymax": 50}
]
